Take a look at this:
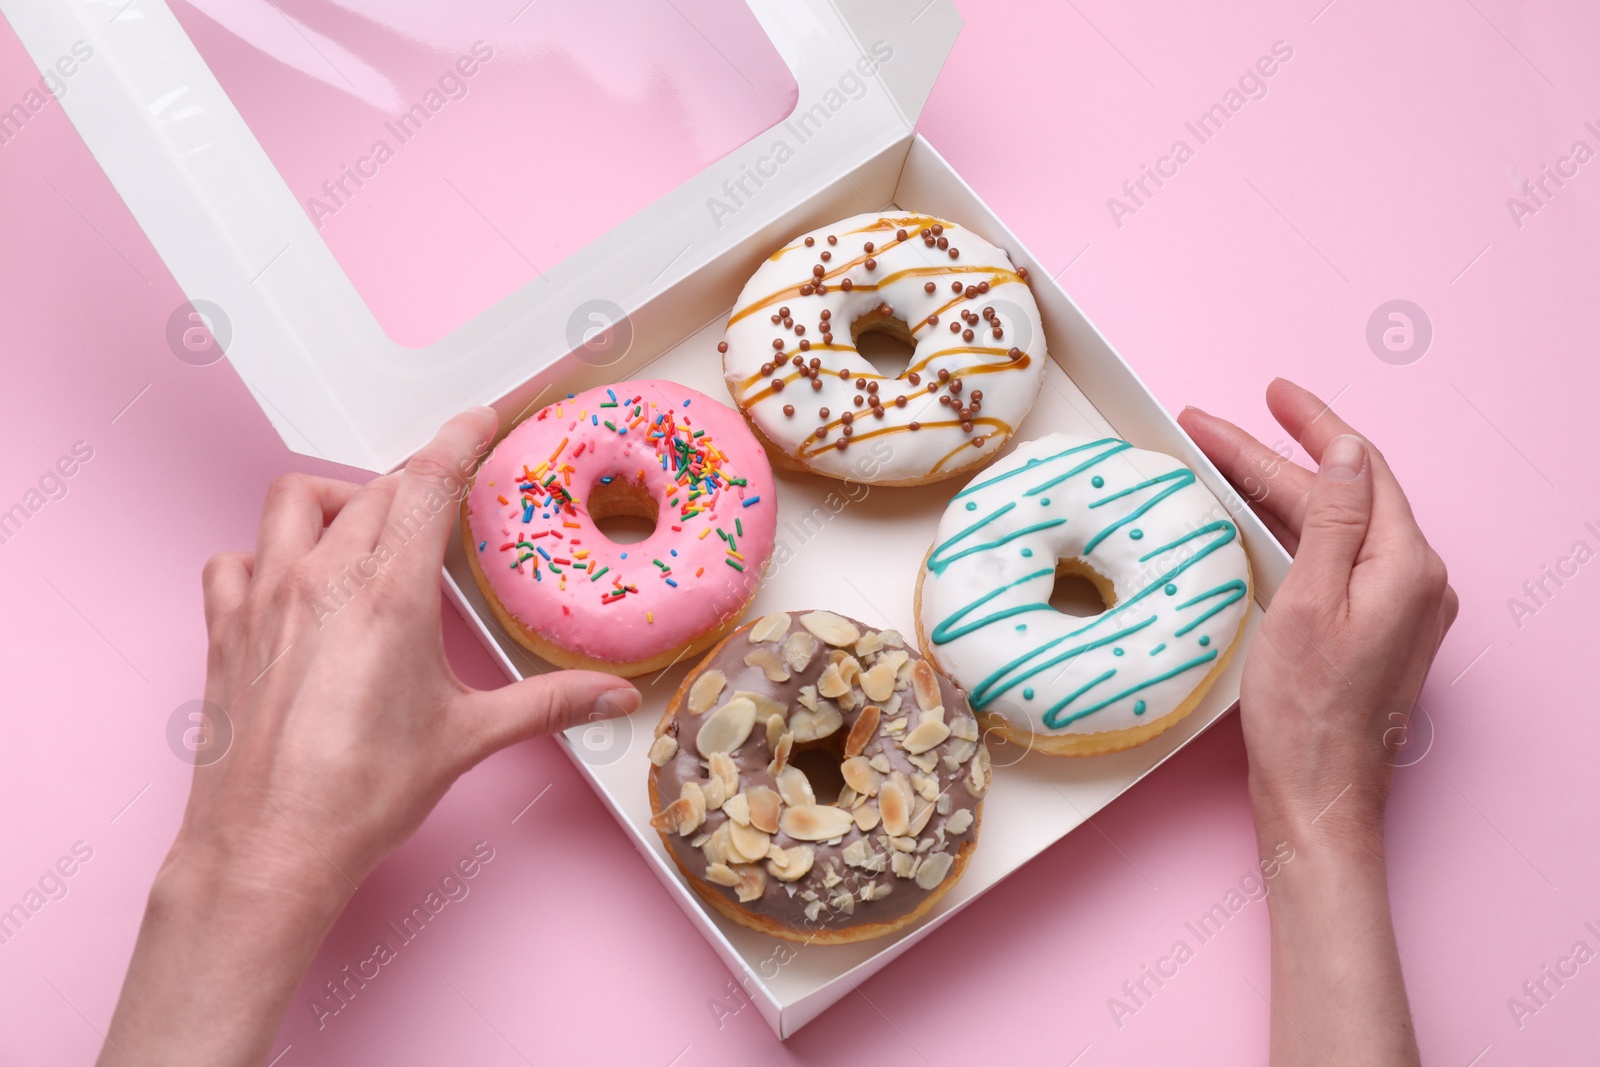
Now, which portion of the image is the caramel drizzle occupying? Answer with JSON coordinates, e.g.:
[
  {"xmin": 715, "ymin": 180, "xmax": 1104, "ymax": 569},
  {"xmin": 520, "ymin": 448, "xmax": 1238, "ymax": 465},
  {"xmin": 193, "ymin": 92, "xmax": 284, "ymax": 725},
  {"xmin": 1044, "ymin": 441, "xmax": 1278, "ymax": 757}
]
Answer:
[
  {"xmin": 763, "ymin": 214, "xmax": 944, "ymax": 264},
  {"xmin": 796, "ymin": 416, "xmax": 1013, "ymax": 464},
  {"xmin": 736, "ymin": 352, "xmax": 1030, "ymax": 408}
]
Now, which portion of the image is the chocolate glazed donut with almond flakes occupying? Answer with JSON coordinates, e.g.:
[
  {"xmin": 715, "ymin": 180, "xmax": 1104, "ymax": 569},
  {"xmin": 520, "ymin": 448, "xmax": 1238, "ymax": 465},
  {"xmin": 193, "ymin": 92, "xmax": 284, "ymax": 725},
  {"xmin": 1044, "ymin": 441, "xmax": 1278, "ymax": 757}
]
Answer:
[{"xmin": 648, "ymin": 609, "xmax": 988, "ymax": 944}]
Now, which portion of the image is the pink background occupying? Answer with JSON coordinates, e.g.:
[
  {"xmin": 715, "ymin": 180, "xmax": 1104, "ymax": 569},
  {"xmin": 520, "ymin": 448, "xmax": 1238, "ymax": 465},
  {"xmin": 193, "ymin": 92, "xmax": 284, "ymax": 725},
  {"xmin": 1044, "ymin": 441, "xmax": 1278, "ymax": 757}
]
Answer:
[{"xmin": 3, "ymin": 1, "xmax": 1598, "ymax": 1063}]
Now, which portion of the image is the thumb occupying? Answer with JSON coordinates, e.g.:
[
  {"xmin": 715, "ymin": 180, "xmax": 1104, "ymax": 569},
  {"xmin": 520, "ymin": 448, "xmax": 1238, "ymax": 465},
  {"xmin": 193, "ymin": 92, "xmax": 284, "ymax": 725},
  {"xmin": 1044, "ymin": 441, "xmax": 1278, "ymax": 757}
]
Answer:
[
  {"xmin": 1288, "ymin": 433, "xmax": 1373, "ymax": 599},
  {"xmin": 455, "ymin": 670, "xmax": 641, "ymax": 764}
]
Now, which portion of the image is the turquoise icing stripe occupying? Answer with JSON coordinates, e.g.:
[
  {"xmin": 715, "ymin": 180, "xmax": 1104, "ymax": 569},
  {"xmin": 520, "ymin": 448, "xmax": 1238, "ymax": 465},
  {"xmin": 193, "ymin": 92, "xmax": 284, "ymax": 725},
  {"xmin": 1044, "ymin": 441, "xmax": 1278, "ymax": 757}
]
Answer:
[
  {"xmin": 1173, "ymin": 580, "xmax": 1249, "ymax": 636},
  {"xmin": 1083, "ymin": 469, "xmax": 1195, "ymax": 554},
  {"xmin": 1043, "ymin": 651, "xmax": 1218, "ymax": 729},
  {"xmin": 970, "ymin": 615, "xmax": 1158, "ymax": 708},
  {"xmin": 929, "ymin": 567, "xmax": 1058, "ymax": 643},
  {"xmin": 928, "ymin": 504, "xmax": 1068, "ymax": 576},
  {"xmin": 954, "ymin": 438, "xmax": 1129, "ymax": 500}
]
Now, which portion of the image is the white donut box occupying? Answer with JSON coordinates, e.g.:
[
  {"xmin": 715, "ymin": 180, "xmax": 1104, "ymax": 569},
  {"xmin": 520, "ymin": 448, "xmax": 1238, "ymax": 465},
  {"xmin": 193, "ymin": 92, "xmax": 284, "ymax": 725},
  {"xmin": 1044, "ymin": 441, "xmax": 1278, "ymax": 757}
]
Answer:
[{"xmin": 20, "ymin": 0, "xmax": 1292, "ymax": 1038}]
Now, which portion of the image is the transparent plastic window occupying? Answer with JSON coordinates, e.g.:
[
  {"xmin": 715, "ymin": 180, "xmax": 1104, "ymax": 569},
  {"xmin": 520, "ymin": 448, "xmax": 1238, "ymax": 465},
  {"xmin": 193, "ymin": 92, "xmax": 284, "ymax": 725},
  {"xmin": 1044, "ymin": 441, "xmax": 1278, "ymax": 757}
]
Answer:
[{"xmin": 169, "ymin": 0, "xmax": 798, "ymax": 347}]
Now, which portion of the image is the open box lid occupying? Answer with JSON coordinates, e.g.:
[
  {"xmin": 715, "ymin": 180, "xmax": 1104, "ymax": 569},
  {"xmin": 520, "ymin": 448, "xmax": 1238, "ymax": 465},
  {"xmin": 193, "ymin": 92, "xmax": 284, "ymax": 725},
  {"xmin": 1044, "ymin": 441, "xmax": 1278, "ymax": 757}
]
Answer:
[{"xmin": 6, "ymin": 0, "xmax": 961, "ymax": 471}]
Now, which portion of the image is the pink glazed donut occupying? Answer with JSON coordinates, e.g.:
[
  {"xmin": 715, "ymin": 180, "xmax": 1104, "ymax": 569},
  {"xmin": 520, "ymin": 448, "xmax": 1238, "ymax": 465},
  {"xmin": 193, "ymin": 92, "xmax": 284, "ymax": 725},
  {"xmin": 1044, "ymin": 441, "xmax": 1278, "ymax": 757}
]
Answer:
[{"xmin": 462, "ymin": 380, "xmax": 778, "ymax": 677}]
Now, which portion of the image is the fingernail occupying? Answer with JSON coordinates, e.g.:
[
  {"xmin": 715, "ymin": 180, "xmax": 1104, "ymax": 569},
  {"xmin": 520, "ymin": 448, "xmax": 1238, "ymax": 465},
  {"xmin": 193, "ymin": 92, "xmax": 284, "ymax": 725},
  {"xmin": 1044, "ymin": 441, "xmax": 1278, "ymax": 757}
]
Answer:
[
  {"xmin": 1321, "ymin": 434, "xmax": 1366, "ymax": 481},
  {"xmin": 467, "ymin": 405, "xmax": 498, "ymax": 420},
  {"xmin": 1179, "ymin": 404, "xmax": 1207, "ymax": 420},
  {"xmin": 594, "ymin": 686, "xmax": 641, "ymax": 719}
]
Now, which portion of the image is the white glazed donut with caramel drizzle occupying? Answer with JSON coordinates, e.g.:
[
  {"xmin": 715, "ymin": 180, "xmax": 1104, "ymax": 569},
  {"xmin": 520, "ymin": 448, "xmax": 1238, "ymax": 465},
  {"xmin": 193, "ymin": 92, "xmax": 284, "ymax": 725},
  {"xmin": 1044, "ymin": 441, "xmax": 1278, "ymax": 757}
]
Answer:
[{"xmin": 720, "ymin": 212, "xmax": 1046, "ymax": 485}]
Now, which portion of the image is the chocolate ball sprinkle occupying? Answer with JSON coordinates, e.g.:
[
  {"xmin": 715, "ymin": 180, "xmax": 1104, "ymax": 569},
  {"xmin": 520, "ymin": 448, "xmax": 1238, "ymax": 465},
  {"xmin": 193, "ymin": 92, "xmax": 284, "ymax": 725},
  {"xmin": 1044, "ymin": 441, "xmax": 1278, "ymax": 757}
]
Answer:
[
  {"xmin": 855, "ymin": 377, "xmax": 867, "ymax": 389},
  {"xmin": 782, "ymin": 404, "xmax": 794, "ymax": 416},
  {"xmin": 1018, "ymin": 267, "xmax": 1030, "ymax": 280},
  {"xmin": 820, "ymin": 309, "xmax": 832, "ymax": 320},
  {"xmin": 909, "ymin": 420, "xmax": 921, "ymax": 430},
  {"xmin": 717, "ymin": 341, "xmax": 728, "ymax": 353},
  {"xmin": 993, "ymin": 328, "xmax": 1004, "ymax": 339},
  {"xmin": 920, "ymin": 228, "xmax": 931, "ymax": 238},
  {"xmin": 841, "ymin": 411, "xmax": 853, "ymax": 424},
  {"xmin": 894, "ymin": 395, "xmax": 907, "ymax": 408},
  {"xmin": 816, "ymin": 284, "xmax": 828, "ymax": 294},
  {"xmin": 853, "ymin": 395, "xmax": 864, "ymax": 406},
  {"xmin": 839, "ymin": 279, "xmax": 852, "ymax": 291},
  {"xmin": 1008, "ymin": 347, "xmax": 1022, "ymax": 360},
  {"xmin": 799, "ymin": 339, "xmax": 811, "ymax": 351},
  {"xmin": 842, "ymin": 424, "xmax": 853, "ymax": 436},
  {"xmin": 936, "ymin": 236, "xmax": 949, "ymax": 250},
  {"xmin": 827, "ymin": 235, "xmax": 837, "ymax": 245},
  {"xmin": 809, "ymin": 357, "xmax": 820, "ymax": 368},
  {"xmin": 811, "ymin": 378, "xmax": 822, "ymax": 391},
  {"xmin": 835, "ymin": 438, "xmax": 847, "ymax": 450},
  {"xmin": 961, "ymin": 421, "xmax": 973, "ymax": 433},
  {"xmin": 800, "ymin": 284, "xmax": 814, "ymax": 295},
  {"xmin": 931, "ymin": 223, "xmax": 944, "ymax": 236},
  {"xmin": 939, "ymin": 395, "xmax": 951, "ymax": 405},
  {"xmin": 866, "ymin": 381, "xmax": 878, "ymax": 393},
  {"xmin": 962, "ymin": 328, "xmax": 974, "ymax": 342},
  {"xmin": 951, "ymin": 281, "xmax": 964, "ymax": 293},
  {"xmin": 805, "ymin": 237, "xmax": 815, "ymax": 247},
  {"xmin": 907, "ymin": 371, "xmax": 921, "ymax": 385},
  {"xmin": 812, "ymin": 265, "xmax": 825, "ymax": 277},
  {"xmin": 773, "ymin": 338, "xmax": 785, "ymax": 350},
  {"xmin": 972, "ymin": 390, "xmax": 983, "ymax": 401},
  {"xmin": 896, "ymin": 228, "xmax": 908, "ymax": 240},
  {"xmin": 791, "ymin": 353, "xmax": 803, "ymax": 365},
  {"xmin": 838, "ymin": 367, "xmax": 850, "ymax": 379},
  {"xmin": 760, "ymin": 362, "xmax": 774, "ymax": 375},
  {"xmin": 819, "ymin": 407, "xmax": 830, "ymax": 419},
  {"xmin": 938, "ymin": 369, "xmax": 950, "ymax": 381},
  {"xmin": 794, "ymin": 324, "xmax": 805, "ymax": 336},
  {"xmin": 770, "ymin": 313, "xmax": 781, "ymax": 324},
  {"xmin": 949, "ymin": 321, "xmax": 961, "ymax": 334},
  {"xmin": 924, "ymin": 281, "xmax": 937, "ymax": 293},
  {"xmin": 864, "ymin": 241, "xmax": 875, "ymax": 253},
  {"xmin": 771, "ymin": 378, "xmax": 784, "ymax": 391},
  {"xmin": 949, "ymin": 248, "xmax": 959, "ymax": 259},
  {"xmin": 927, "ymin": 314, "xmax": 939, "ymax": 326},
  {"xmin": 873, "ymin": 407, "xmax": 885, "ymax": 418},
  {"xmin": 977, "ymin": 281, "xmax": 990, "ymax": 293},
  {"xmin": 821, "ymin": 251, "xmax": 831, "ymax": 262},
  {"xmin": 864, "ymin": 258, "xmax": 876, "ymax": 270}
]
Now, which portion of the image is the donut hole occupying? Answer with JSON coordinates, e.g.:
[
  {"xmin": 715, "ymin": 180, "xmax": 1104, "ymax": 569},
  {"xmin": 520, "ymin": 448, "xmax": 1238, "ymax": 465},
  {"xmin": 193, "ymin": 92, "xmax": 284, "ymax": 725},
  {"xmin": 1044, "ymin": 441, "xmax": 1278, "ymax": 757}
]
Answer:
[
  {"xmin": 1049, "ymin": 560, "xmax": 1117, "ymax": 618},
  {"xmin": 588, "ymin": 476, "xmax": 659, "ymax": 545},
  {"xmin": 850, "ymin": 308, "xmax": 916, "ymax": 380},
  {"xmin": 789, "ymin": 733, "xmax": 848, "ymax": 805}
]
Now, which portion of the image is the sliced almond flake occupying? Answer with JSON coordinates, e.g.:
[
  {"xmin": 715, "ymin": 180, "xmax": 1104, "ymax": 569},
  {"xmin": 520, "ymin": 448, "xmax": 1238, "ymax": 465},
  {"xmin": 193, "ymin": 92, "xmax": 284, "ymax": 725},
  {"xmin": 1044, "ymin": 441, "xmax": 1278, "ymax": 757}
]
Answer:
[
  {"xmin": 921, "ymin": 705, "xmax": 946, "ymax": 727},
  {"xmin": 949, "ymin": 716, "xmax": 979, "ymax": 742},
  {"xmin": 687, "ymin": 669, "xmax": 726, "ymax": 714},
  {"xmin": 735, "ymin": 691, "xmax": 786, "ymax": 722},
  {"xmin": 869, "ymin": 754, "xmax": 892, "ymax": 774},
  {"xmin": 816, "ymin": 663, "xmax": 849, "ymax": 699},
  {"xmin": 797, "ymin": 685, "xmax": 819, "ymax": 711},
  {"xmin": 734, "ymin": 863, "xmax": 767, "ymax": 902},
  {"xmin": 765, "ymin": 712, "xmax": 785, "ymax": 752},
  {"xmin": 689, "ymin": 832, "xmax": 711, "ymax": 848},
  {"xmin": 744, "ymin": 649, "xmax": 790, "ymax": 683},
  {"xmin": 746, "ymin": 785, "xmax": 781, "ymax": 834},
  {"xmin": 908, "ymin": 798, "xmax": 936, "ymax": 836},
  {"xmin": 841, "ymin": 839, "xmax": 874, "ymax": 868},
  {"xmin": 778, "ymin": 804, "xmax": 856, "ymax": 841},
  {"xmin": 766, "ymin": 845, "xmax": 814, "ymax": 882},
  {"xmin": 767, "ymin": 732, "xmax": 794, "ymax": 775},
  {"xmin": 860, "ymin": 660, "xmax": 898, "ymax": 702},
  {"xmin": 722, "ymin": 792, "xmax": 751, "ymax": 826},
  {"xmin": 774, "ymin": 764, "xmax": 816, "ymax": 807},
  {"xmin": 836, "ymin": 784, "xmax": 859, "ymax": 810},
  {"xmin": 705, "ymin": 863, "xmax": 740, "ymax": 887},
  {"xmin": 649, "ymin": 780, "xmax": 706, "ymax": 836},
  {"xmin": 822, "ymin": 867, "xmax": 843, "ymax": 889},
  {"xmin": 749, "ymin": 611, "xmax": 791, "ymax": 644},
  {"xmin": 702, "ymin": 823, "xmax": 732, "ymax": 866},
  {"xmin": 879, "ymin": 774, "xmax": 911, "ymax": 836},
  {"xmin": 888, "ymin": 835, "xmax": 916, "ymax": 852},
  {"xmin": 854, "ymin": 631, "xmax": 884, "ymax": 657},
  {"xmin": 891, "ymin": 851, "xmax": 920, "ymax": 879},
  {"xmin": 728, "ymin": 821, "xmax": 772, "ymax": 864},
  {"xmin": 884, "ymin": 717, "xmax": 907, "ymax": 734},
  {"xmin": 841, "ymin": 756, "xmax": 883, "ymax": 797},
  {"xmin": 789, "ymin": 703, "xmax": 843, "ymax": 743},
  {"xmin": 853, "ymin": 803, "xmax": 882, "ymax": 832},
  {"xmin": 911, "ymin": 661, "xmax": 943, "ymax": 712},
  {"xmin": 911, "ymin": 774, "xmax": 941, "ymax": 802},
  {"xmin": 707, "ymin": 752, "xmax": 739, "ymax": 809},
  {"xmin": 836, "ymin": 654, "xmax": 863, "ymax": 689},
  {"xmin": 845, "ymin": 704, "xmax": 880, "ymax": 758},
  {"xmin": 883, "ymin": 693, "xmax": 903, "ymax": 718},
  {"xmin": 946, "ymin": 808, "xmax": 974, "ymax": 835},
  {"xmin": 946, "ymin": 738, "xmax": 977, "ymax": 764},
  {"xmin": 902, "ymin": 718, "xmax": 951, "ymax": 755},
  {"xmin": 915, "ymin": 851, "xmax": 953, "ymax": 890},
  {"xmin": 782, "ymin": 630, "xmax": 819, "ymax": 673},
  {"xmin": 647, "ymin": 735, "xmax": 677, "ymax": 767},
  {"xmin": 909, "ymin": 751, "xmax": 939, "ymax": 774},
  {"xmin": 696, "ymin": 697, "xmax": 756, "ymax": 757},
  {"xmin": 805, "ymin": 900, "xmax": 824, "ymax": 922},
  {"xmin": 800, "ymin": 610, "xmax": 861, "ymax": 646},
  {"xmin": 879, "ymin": 629, "xmax": 905, "ymax": 648},
  {"xmin": 966, "ymin": 745, "xmax": 992, "ymax": 798},
  {"xmin": 936, "ymin": 794, "xmax": 952, "ymax": 815}
]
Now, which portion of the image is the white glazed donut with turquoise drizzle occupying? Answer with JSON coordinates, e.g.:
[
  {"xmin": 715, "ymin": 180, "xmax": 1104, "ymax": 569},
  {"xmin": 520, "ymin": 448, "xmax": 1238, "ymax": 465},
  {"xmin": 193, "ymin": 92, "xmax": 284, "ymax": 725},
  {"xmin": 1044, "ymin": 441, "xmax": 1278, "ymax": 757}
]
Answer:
[{"xmin": 916, "ymin": 433, "xmax": 1252, "ymax": 756}]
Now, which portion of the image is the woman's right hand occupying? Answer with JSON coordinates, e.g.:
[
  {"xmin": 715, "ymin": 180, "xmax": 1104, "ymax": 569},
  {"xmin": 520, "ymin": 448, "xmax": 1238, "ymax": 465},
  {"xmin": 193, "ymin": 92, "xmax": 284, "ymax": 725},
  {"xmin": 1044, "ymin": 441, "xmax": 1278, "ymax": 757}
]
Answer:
[{"xmin": 1179, "ymin": 378, "xmax": 1458, "ymax": 843}]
